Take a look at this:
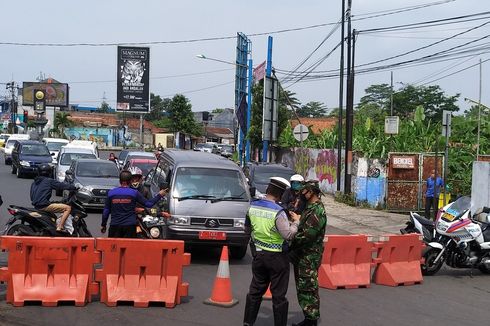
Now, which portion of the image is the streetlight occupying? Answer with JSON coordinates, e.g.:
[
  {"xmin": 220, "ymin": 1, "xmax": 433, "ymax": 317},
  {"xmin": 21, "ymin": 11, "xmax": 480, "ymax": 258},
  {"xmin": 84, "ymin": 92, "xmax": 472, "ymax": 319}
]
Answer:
[
  {"xmin": 464, "ymin": 97, "xmax": 489, "ymax": 158},
  {"xmin": 196, "ymin": 54, "xmax": 248, "ymax": 68}
]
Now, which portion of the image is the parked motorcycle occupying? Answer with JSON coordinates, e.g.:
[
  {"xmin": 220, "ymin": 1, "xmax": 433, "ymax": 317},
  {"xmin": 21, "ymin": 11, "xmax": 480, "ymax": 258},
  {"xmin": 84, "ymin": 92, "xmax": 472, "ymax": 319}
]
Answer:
[
  {"xmin": 400, "ymin": 211, "xmax": 436, "ymax": 243},
  {"xmin": 422, "ymin": 196, "xmax": 490, "ymax": 276},
  {"xmin": 3, "ymin": 191, "xmax": 92, "ymax": 237},
  {"xmin": 136, "ymin": 206, "xmax": 169, "ymax": 239}
]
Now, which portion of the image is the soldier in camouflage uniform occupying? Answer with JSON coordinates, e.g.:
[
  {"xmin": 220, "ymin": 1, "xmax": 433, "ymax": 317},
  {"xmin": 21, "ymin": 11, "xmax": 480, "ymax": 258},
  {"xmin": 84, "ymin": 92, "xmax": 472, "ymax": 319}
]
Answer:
[{"xmin": 289, "ymin": 180, "xmax": 327, "ymax": 326}]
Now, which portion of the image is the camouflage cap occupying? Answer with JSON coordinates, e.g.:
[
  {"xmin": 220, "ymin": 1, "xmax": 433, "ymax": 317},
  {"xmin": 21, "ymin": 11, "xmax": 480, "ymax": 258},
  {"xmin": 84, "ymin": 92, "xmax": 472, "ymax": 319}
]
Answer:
[{"xmin": 301, "ymin": 180, "xmax": 323, "ymax": 195}]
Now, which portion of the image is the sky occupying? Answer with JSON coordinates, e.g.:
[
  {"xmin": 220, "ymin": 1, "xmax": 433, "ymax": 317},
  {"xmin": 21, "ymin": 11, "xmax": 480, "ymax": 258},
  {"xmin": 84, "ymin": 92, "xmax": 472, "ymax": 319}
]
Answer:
[{"xmin": 1, "ymin": 0, "xmax": 489, "ymax": 115}]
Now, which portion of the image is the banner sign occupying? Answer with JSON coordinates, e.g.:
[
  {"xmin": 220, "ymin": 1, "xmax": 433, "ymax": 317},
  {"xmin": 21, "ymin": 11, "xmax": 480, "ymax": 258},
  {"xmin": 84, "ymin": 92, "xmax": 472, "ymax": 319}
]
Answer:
[
  {"xmin": 392, "ymin": 155, "xmax": 416, "ymax": 169},
  {"xmin": 262, "ymin": 76, "xmax": 278, "ymax": 141},
  {"xmin": 253, "ymin": 61, "xmax": 266, "ymax": 82},
  {"xmin": 116, "ymin": 46, "xmax": 150, "ymax": 113},
  {"xmin": 236, "ymin": 95, "xmax": 247, "ymax": 132},
  {"xmin": 22, "ymin": 82, "xmax": 69, "ymax": 107}
]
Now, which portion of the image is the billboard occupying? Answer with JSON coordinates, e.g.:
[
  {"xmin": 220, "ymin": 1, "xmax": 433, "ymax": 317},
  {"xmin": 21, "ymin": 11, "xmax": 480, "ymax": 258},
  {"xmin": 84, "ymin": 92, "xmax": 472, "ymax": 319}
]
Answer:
[
  {"xmin": 262, "ymin": 76, "xmax": 278, "ymax": 141},
  {"xmin": 116, "ymin": 46, "xmax": 150, "ymax": 113},
  {"xmin": 235, "ymin": 33, "xmax": 249, "ymax": 125},
  {"xmin": 22, "ymin": 82, "xmax": 69, "ymax": 107}
]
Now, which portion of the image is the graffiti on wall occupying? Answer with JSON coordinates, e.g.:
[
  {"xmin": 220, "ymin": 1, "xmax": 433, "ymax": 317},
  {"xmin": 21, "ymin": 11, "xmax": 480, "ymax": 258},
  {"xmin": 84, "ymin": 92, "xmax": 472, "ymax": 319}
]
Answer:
[
  {"xmin": 315, "ymin": 150, "xmax": 337, "ymax": 185},
  {"xmin": 65, "ymin": 127, "xmax": 114, "ymax": 148}
]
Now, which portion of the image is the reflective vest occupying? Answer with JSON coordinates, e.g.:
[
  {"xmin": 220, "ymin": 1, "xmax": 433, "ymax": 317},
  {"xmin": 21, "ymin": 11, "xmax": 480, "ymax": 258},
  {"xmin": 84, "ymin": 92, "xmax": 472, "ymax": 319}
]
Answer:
[{"xmin": 249, "ymin": 199, "xmax": 284, "ymax": 252}]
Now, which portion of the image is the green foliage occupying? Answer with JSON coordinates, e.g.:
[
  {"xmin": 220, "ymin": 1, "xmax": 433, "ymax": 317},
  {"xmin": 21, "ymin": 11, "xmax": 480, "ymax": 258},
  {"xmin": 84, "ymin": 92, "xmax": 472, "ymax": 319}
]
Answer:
[
  {"xmin": 166, "ymin": 94, "xmax": 201, "ymax": 136},
  {"xmin": 146, "ymin": 93, "xmax": 170, "ymax": 121},
  {"xmin": 212, "ymin": 108, "xmax": 224, "ymax": 114},
  {"xmin": 296, "ymin": 101, "xmax": 328, "ymax": 118},
  {"xmin": 359, "ymin": 83, "xmax": 459, "ymax": 122},
  {"xmin": 334, "ymin": 191, "xmax": 356, "ymax": 206},
  {"xmin": 97, "ymin": 101, "xmax": 111, "ymax": 113},
  {"xmin": 52, "ymin": 112, "xmax": 74, "ymax": 139}
]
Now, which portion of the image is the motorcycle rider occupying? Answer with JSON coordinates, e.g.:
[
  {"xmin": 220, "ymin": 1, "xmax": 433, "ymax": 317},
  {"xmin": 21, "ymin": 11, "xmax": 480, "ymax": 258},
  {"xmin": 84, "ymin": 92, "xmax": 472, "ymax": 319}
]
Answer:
[
  {"xmin": 281, "ymin": 174, "xmax": 306, "ymax": 214},
  {"xmin": 128, "ymin": 166, "xmax": 150, "ymax": 199},
  {"xmin": 101, "ymin": 170, "xmax": 167, "ymax": 238},
  {"xmin": 30, "ymin": 163, "xmax": 78, "ymax": 231}
]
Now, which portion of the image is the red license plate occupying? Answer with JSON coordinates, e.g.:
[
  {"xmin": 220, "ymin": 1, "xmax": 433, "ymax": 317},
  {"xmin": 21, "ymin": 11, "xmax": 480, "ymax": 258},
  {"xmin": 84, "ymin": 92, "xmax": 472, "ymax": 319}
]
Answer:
[{"xmin": 199, "ymin": 231, "xmax": 227, "ymax": 240}]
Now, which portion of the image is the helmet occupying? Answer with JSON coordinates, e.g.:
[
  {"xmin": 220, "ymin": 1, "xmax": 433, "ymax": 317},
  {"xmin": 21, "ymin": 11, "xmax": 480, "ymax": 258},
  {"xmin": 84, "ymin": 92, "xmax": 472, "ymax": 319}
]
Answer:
[
  {"xmin": 269, "ymin": 176, "xmax": 291, "ymax": 190},
  {"xmin": 128, "ymin": 166, "xmax": 143, "ymax": 188},
  {"xmin": 301, "ymin": 180, "xmax": 322, "ymax": 195},
  {"xmin": 290, "ymin": 174, "xmax": 304, "ymax": 182},
  {"xmin": 37, "ymin": 163, "xmax": 52, "ymax": 177}
]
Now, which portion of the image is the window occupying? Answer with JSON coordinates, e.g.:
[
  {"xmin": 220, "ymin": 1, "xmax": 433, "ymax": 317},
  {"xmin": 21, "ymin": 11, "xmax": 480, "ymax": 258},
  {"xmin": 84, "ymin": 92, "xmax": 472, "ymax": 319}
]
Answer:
[
  {"xmin": 21, "ymin": 144, "xmax": 50, "ymax": 156},
  {"xmin": 76, "ymin": 162, "xmax": 119, "ymax": 178},
  {"xmin": 173, "ymin": 167, "xmax": 247, "ymax": 199},
  {"xmin": 60, "ymin": 153, "xmax": 96, "ymax": 166}
]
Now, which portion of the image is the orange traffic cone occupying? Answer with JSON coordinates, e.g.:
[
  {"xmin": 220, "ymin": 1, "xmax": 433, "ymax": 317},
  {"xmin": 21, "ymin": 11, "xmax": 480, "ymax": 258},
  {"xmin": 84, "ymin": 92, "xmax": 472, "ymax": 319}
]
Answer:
[
  {"xmin": 263, "ymin": 285, "xmax": 272, "ymax": 300},
  {"xmin": 203, "ymin": 246, "xmax": 239, "ymax": 307}
]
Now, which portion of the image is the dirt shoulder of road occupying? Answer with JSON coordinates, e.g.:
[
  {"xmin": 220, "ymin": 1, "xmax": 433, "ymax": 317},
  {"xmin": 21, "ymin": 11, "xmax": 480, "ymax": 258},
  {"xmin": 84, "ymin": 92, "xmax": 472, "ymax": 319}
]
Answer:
[{"xmin": 322, "ymin": 194, "xmax": 409, "ymax": 235}]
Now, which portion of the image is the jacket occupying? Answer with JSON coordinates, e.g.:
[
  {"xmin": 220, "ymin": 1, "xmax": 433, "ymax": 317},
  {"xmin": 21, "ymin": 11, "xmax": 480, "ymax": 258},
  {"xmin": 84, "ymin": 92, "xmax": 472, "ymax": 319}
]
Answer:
[
  {"xmin": 102, "ymin": 186, "xmax": 162, "ymax": 227},
  {"xmin": 30, "ymin": 176, "xmax": 76, "ymax": 209}
]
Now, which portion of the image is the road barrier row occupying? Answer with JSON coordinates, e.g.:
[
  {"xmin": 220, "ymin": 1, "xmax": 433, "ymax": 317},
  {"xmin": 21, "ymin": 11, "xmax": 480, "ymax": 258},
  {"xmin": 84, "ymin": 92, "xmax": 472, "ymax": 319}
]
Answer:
[
  {"xmin": 0, "ymin": 236, "xmax": 190, "ymax": 307},
  {"xmin": 319, "ymin": 233, "xmax": 424, "ymax": 289}
]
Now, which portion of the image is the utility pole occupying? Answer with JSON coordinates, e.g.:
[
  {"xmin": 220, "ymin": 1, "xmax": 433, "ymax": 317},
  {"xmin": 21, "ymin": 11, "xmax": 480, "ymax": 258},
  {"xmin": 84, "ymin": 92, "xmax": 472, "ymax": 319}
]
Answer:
[
  {"xmin": 344, "ymin": 0, "xmax": 353, "ymax": 194},
  {"xmin": 477, "ymin": 58, "xmax": 482, "ymax": 159},
  {"xmin": 390, "ymin": 71, "xmax": 394, "ymax": 116},
  {"xmin": 6, "ymin": 82, "xmax": 18, "ymax": 134},
  {"xmin": 337, "ymin": 0, "xmax": 346, "ymax": 192}
]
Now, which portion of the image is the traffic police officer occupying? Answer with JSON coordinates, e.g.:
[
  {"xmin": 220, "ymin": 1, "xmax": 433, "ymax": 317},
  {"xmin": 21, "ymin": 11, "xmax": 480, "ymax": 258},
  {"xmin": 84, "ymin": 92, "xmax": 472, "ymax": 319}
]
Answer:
[
  {"xmin": 289, "ymin": 180, "xmax": 327, "ymax": 326},
  {"xmin": 243, "ymin": 177, "xmax": 300, "ymax": 326}
]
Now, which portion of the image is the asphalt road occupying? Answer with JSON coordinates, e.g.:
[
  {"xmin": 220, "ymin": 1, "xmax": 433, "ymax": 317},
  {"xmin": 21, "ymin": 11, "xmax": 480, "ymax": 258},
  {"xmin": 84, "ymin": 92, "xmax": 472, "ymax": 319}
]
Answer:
[{"xmin": 0, "ymin": 151, "xmax": 489, "ymax": 326}]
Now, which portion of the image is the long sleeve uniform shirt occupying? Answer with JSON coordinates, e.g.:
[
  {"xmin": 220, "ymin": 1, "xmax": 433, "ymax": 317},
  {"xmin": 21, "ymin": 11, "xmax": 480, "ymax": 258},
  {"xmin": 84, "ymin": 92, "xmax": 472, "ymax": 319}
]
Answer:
[{"xmin": 102, "ymin": 186, "xmax": 162, "ymax": 227}]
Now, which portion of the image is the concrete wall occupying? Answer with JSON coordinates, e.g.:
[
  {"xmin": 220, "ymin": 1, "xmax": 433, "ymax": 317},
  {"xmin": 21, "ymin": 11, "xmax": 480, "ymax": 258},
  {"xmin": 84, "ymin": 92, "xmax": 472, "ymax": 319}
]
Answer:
[
  {"xmin": 471, "ymin": 161, "xmax": 490, "ymax": 213},
  {"xmin": 353, "ymin": 157, "xmax": 387, "ymax": 208},
  {"xmin": 65, "ymin": 127, "xmax": 117, "ymax": 148},
  {"xmin": 278, "ymin": 148, "xmax": 344, "ymax": 195}
]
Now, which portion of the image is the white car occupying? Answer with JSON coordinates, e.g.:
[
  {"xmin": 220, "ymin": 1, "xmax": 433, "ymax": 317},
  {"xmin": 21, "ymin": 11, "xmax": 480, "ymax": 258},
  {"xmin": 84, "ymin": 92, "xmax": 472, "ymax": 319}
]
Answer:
[
  {"xmin": 54, "ymin": 147, "xmax": 97, "ymax": 195},
  {"xmin": 43, "ymin": 138, "xmax": 69, "ymax": 163},
  {"xmin": 3, "ymin": 134, "xmax": 30, "ymax": 164}
]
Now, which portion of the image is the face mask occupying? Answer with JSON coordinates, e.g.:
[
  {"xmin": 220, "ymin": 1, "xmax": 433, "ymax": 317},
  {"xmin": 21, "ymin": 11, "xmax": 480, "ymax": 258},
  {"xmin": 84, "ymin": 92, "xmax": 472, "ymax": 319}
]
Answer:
[
  {"xmin": 300, "ymin": 192, "xmax": 308, "ymax": 202},
  {"xmin": 291, "ymin": 182, "xmax": 301, "ymax": 191}
]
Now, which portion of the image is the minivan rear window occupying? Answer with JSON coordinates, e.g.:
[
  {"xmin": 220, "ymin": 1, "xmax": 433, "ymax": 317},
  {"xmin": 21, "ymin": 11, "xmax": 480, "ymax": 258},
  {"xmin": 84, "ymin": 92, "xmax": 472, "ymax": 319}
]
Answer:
[
  {"xmin": 173, "ymin": 167, "xmax": 247, "ymax": 200},
  {"xmin": 60, "ymin": 153, "xmax": 96, "ymax": 165}
]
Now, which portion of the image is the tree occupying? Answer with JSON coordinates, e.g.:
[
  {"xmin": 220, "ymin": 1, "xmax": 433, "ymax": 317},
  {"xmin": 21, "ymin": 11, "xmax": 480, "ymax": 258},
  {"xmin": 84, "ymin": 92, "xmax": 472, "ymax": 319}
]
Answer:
[
  {"xmin": 146, "ymin": 93, "xmax": 171, "ymax": 121},
  {"xmin": 53, "ymin": 112, "xmax": 74, "ymax": 139},
  {"xmin": 167, "ymin": 94, "xmax": 202, "ymax": 136},
  {"xmin": 296, "ymin": 101, "xmax": 328, "ymax": 118},
  {"xmin": 97, "ymin": 101, "xmax": 110, "ymax": 113},
  {"xmin": 212, "ymin": 108, "xmax": 224, "ymax": 114},
  {"xmin": 358, "ymin": 83, "xmax": 459, "ymax": 121}
]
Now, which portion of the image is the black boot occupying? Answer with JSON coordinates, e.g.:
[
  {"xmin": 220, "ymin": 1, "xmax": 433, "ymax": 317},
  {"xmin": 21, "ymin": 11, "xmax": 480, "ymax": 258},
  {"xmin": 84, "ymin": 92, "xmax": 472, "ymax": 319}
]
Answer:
[
  {"xmin": 292, "ymin": 319, "xmax": 317, "ymax": 326},
  {"xmin": 243, "ymin": 294, "xmax": 262, "ymax": 326},
  {"xmin": 272, "ymin": 300, "xmax": 288, "ymax": 326}
]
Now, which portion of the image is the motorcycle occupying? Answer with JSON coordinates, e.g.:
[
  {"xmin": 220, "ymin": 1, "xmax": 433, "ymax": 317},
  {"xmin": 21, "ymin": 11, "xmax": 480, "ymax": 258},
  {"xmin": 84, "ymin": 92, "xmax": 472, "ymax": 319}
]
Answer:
[
  {"xmin": 3, "ymin": 190, "xmax": 92, "ymax": 237},
  {"xmin": 422, "ymin": 196, "xmax": 490, "ymax": 276},
  {"xmin": 400, "ymin": 211, "xmax": 436, "ymax": 243},
  {"xmin": 136, "ymin": 206, "xmax": 169, "ymax": 239}
]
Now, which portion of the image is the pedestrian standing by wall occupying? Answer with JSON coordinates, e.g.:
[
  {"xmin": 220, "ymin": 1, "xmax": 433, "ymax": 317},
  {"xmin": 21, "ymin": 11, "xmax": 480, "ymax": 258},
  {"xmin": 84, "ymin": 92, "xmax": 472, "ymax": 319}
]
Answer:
[
  {"xmin": 243, "ymin": 177, "xmax": 300, "ymax": 326},
  {"xmin": 425, "ymin": 169, "xmax": 444, "ymax": 219},
  {"xmin": 289, "ymin": 180, "xmax": 327, "ymax": 326}
]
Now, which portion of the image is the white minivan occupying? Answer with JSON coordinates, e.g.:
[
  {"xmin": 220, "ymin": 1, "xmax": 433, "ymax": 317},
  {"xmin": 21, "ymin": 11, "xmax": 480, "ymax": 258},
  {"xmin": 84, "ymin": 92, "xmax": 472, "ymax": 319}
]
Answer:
[
  {"xmin": 43, "ymin": 138, "xmax": 69, "ymax": 163},
  {"xmin": 3, "ymin": 134, "xmax": 30, "ymax": 164},
  {"xmin": 54, "ymin": 147, "xmax": 98, "ymax": 195}
]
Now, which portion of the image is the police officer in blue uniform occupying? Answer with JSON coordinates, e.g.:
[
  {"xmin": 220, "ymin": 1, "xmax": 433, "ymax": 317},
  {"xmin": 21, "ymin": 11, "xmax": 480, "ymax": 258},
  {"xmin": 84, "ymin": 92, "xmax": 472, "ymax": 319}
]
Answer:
[{"xmin": 243, "ymin": 177, "xmax": 300, "ymax": 326}]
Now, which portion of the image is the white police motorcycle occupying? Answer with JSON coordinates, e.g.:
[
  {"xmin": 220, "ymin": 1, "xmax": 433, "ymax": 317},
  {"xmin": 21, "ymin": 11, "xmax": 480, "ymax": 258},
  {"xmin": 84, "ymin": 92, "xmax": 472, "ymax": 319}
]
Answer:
[{"xmin": 422, "ymin": 196, "xmax": 490, "ymax": 275}]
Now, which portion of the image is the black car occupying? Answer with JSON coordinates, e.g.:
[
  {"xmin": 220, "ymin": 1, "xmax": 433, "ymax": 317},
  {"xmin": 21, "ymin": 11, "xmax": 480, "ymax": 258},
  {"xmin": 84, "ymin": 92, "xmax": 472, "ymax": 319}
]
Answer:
[
  {"xmin": 64, "ymin": 159, "xmax": 120, "ymax": 209},
  {"xmin": 243, "ymin": 162, "xmax": 295, "ymax": 198},
  {"xmin": 11, "ymin": 140, "xmax": 54, "ymax": 178}
]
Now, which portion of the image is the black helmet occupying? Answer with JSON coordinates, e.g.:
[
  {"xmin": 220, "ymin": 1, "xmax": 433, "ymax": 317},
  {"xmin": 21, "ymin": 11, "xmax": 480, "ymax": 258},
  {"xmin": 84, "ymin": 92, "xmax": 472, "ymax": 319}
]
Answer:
[{"xmin": 37, "ymin": 163, "xmax": 52, "ymax": 177}]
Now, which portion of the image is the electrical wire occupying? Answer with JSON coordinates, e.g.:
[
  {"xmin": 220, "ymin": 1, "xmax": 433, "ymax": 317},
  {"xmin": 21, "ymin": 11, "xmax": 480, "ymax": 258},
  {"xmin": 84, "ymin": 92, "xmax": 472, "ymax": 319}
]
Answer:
[
  {"xmin": 357, "ymin": 20, "xmax": 490, "ymax": 67},
  {"xmin": 358, "ymin": 12, "xmax": 490, "ymax": 34},
  {"xmin": 281, "ymin": 22, "xmax": 341, "ymax": 84},
  {"xmin": 412, "ymin": 53, "xmax": 481, "ymax": 84},
  {"xmin": 353, "ymin": 0, "xmax": 456, "ymax": 18},
  {"xmin": 418, "ymin": 57, "xmax": 490, "ymax": 86},
  {"xmin": 67, "ymin": 68, "xmax": 233, "ymax": 84}
]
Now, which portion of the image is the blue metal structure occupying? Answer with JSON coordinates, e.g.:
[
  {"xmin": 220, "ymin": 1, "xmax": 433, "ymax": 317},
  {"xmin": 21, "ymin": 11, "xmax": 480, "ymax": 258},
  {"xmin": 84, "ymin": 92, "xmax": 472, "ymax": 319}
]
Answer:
[
  {"xmin": 262, "ymin": 36, "xmax": 273, "ymax": 162},
  {"xmin": 235, "ymin": 33, "xmax": 251, "ymax": 165},
  {"xmin": 245, "ymin": 58, "xmax": 253, "ymax": 163}
]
